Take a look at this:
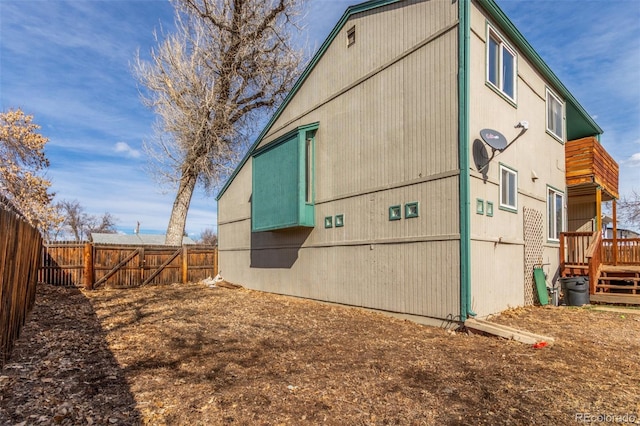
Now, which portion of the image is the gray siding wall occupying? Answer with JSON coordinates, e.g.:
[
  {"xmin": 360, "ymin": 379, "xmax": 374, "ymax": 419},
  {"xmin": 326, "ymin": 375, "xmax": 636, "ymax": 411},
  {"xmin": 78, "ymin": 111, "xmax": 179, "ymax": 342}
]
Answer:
[
  {"xmin": 567, "ymin": 194, "xmax": 596, "ymax": 232},
  {"xmin": 468, "ymin": 1, "xmax": 567, "ymax": 316},
  {"xmin": 219, "ymin": 0, "xmax": 461, "ymax": 320}
]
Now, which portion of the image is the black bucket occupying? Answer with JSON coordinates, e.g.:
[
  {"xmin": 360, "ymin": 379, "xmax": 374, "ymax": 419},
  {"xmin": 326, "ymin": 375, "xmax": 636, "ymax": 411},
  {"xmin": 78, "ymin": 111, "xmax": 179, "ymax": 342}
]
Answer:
[{"xmin": 560, "ymin": 277, "xmax": 590, "ymax": 306}]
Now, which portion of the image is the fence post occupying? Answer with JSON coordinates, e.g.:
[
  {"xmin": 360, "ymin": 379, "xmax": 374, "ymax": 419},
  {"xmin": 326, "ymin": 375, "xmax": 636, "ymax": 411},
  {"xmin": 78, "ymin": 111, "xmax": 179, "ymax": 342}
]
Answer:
[
  {"xmin": 83, "ymin": 242, "xmax": 94, "ymax": 290},
  {"xmin": 214, "ymin": 247, "xmax": 218, "ymax": 277},
  {"xmin": 559, "ymin": 233, "xmax": 565, "ymax": 275},
  {"xmin": 182, "ymin": 245, "xmax": 188, "ymax": 284},
  {"xmin": 612, "ymin": 199, "xmax": 618, "ymax": 266},
  {"xmin": 139, "ymin": 246, "xmax": 145, "ymax": 286}
]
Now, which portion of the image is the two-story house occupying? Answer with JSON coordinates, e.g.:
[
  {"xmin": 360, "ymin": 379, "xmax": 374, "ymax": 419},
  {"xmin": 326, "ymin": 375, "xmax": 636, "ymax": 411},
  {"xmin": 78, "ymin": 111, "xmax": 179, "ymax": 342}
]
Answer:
[{"xmin": 216, "ymin": 0, "xmax": 618, "ymax": 322}]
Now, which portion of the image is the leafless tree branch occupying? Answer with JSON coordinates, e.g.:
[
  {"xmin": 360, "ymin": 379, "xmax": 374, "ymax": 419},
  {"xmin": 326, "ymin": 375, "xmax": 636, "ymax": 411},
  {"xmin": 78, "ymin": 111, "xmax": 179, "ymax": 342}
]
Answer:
[{"xmin": 133, "ymin": 0, "xmax": 305, "ymax": 244}]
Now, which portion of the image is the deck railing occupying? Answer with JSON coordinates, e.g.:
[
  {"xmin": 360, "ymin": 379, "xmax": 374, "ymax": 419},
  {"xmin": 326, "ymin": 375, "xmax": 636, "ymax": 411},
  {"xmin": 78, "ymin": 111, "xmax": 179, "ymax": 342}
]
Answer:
[
  {"xmin": 603, "ymin": 238, "xmax": 640, "ymax": 265},
  {"xmin": 585, "ymin": 232, "xmax": 603, "ymax": 294},
  {"xmin": 561, "ymin": 232, "xmax": 640, "ymax": 294},
  {"xmin": 560, "ymin": 232, "xmax": 595, "ymax": 269}
]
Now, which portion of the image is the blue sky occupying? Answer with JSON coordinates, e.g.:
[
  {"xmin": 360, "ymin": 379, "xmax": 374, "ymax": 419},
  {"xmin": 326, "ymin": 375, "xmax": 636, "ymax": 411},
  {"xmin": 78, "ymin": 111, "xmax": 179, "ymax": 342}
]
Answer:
[{"xmin": 1, "ymin": 0, "xmax": 639, "ymax": 238}]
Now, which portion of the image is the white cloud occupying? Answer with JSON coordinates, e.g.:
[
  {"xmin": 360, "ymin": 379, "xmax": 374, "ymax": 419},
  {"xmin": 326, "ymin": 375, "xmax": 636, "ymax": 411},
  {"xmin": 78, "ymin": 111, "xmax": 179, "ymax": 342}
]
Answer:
[
  {"xmin": 115, "ymin": 142, "xmax": 141, "ymax": 158},
  {"xmin": 627, "ymin": 153, "xmax": 640, "ymax": 166}
]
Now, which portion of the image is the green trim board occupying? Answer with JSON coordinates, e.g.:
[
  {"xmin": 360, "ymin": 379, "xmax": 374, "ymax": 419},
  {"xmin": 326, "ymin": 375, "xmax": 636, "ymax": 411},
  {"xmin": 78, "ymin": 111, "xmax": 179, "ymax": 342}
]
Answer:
[{"xmin": 459, "ymin": 0, "xmax": 473, "ymax": 321}]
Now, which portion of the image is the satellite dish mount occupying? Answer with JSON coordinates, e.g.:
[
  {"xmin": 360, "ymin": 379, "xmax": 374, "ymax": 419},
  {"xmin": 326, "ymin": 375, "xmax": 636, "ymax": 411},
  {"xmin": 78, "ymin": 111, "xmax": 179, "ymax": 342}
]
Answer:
[{"xmin": 478, "ymin": 128, "xmax": 509, "ymax": 173}]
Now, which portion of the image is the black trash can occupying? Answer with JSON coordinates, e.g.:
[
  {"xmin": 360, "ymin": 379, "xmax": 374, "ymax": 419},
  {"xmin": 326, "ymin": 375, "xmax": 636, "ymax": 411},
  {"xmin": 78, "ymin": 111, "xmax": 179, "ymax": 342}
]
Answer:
[{"xmin": 560, "ymin": 277, "xmax": 590, "ymax": 306}]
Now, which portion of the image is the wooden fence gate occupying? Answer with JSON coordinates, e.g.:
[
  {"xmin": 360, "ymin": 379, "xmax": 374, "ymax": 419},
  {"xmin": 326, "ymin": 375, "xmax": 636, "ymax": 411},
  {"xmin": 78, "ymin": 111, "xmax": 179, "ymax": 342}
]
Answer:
[{"xmin": 39, "ymin": 242, "xmax": 218, "ymax": 289}]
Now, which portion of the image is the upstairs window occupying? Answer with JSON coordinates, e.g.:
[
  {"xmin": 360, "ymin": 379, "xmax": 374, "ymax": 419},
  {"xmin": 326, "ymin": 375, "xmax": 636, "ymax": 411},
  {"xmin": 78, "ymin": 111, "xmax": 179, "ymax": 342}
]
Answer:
[
  {"xmin": 546, "ymin": 88, "xmax": 564, "ymax": 141},
  {"xmin": 547, "ymin": 187, "xmax": 564, "ymax": 241},
  {"xmin": 487, "ymin": 26, "xmax": 517, "ymax": 102},
  {"xmin": 499, "ymin": 164, "xmax": 518, "ymax": 212}
]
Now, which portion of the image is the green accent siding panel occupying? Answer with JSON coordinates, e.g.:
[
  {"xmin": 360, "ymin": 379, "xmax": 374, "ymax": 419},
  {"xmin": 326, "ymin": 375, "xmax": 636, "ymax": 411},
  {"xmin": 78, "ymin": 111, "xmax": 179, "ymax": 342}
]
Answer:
[
  {"xmin": 252, "ymin": 136, "xmax": 300, "ymax": 231},
  {"xmin": 251, "ymin": 123, "xmax": 318, "ymax": 232}
]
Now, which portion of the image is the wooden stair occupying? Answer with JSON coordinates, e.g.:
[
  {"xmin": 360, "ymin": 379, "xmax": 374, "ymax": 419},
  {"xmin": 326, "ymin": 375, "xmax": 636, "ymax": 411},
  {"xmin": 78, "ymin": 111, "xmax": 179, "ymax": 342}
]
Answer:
[{"xmin": 591, "ymin": 265, "xmax": 640, "ymax": 305}]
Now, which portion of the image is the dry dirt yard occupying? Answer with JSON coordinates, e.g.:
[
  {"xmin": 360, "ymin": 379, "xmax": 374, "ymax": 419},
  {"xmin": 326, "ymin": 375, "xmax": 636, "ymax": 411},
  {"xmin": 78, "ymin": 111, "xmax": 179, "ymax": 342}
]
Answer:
[{"xmin": 1, "ymin": 282, "xmax": 639, "ymax": 425}]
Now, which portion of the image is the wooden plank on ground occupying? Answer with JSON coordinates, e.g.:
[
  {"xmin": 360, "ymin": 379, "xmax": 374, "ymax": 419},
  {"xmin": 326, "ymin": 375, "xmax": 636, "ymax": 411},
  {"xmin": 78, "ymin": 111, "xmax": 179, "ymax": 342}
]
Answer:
[
  {"xmin": 464, "ymin": 318, "xmax": 555, "ymax": 345},
  {"xmin": 590, "ymin": 293, "xmax": 640, "ymax": 305},
  {"xmin": 591, "ymin": 306, "xmax": 640, "ymax": 315}
]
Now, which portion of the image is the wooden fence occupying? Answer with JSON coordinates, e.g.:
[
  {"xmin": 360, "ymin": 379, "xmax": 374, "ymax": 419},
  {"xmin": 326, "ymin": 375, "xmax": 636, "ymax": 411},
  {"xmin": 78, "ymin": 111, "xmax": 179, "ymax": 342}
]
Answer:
[
  {"xmin": 40, "ymin": 242, "xmax": 218, "ymax": 289},
  {"xmin": 0, "ymin": 203, "xmax": 42, "ymax": 367}
]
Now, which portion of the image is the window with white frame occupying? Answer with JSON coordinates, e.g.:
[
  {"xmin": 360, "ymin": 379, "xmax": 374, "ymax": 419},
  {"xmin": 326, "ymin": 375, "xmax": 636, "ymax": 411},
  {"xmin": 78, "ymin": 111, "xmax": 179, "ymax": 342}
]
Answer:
[
  {"xmin": 499, "ymin": 164, "xmax": 517, "ymax": 211},
  {"xmin": 547, "ymin": 187, "xmax": 564, "ymax": 241},
  {"xmin": 546, "ymin": 88, "xmax": 564, "ymax": 141},
  {"xmin": 487, "ymin": 26, "xmax": 517, "ymax": 101}
]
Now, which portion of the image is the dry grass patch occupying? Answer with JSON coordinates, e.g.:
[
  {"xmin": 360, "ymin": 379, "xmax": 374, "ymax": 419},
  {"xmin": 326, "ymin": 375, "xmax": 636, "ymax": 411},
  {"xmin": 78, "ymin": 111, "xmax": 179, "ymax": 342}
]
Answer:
[{"xmin": 1, "ymin": 283, "xmax": 639, "ymax": 425}]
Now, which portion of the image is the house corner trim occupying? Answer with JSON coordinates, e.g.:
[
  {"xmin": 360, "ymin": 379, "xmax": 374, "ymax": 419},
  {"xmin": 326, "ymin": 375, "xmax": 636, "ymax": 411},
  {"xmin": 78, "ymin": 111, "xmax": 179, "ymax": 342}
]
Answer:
[{"xmin": 459, "ymin": 0, "xmax": 474, "ymax": 321}]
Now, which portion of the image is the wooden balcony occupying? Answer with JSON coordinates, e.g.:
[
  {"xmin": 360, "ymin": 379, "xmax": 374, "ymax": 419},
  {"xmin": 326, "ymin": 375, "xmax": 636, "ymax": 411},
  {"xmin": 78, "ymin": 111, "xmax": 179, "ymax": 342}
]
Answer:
[{"xmin": 565, "ymin": 136, "xmax": 619, "ymax": 200}]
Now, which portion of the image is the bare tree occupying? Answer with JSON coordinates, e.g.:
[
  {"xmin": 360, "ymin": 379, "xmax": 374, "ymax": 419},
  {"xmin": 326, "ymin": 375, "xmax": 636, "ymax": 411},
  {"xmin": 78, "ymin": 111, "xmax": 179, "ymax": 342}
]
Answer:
[
  {"xmin": 0, "ymin": 108, "xmax": 61, "ymax": 234},
  {"xmin": 90, "ymin": 212, "xmax": 118, "ymax": 235},
  {"xmin": 617, "ymin": 190, "xmax": 640, "ymax": 231},
  {"xmin": 198, "ymin": 228, "xmax": 218, "ymax": 245},
  {"xmin": 58, "ymin": 200, "xmax": 85, "ymax": 241},
  {"xmin": 57, "ymin": 199, "xmax": 118, "ymax": 241},
  {"xmin": 134, "ymin": 0, "xmax": 305, "ymax": 245}
]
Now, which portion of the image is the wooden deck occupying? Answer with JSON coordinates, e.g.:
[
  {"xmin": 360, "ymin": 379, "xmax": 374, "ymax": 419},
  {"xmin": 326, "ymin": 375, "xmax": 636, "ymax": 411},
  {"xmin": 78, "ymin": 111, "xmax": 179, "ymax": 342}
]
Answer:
[
  {"xmin": 561, "ymin": 232, "xmax": 640, "ymax": 305},
  {"xmin": 561, "ymin": 137, "xmax": 628, "ymax": 304},
  {"xmin": 590, "ymin": 293, "xmax": 640, "ymax": 305}
]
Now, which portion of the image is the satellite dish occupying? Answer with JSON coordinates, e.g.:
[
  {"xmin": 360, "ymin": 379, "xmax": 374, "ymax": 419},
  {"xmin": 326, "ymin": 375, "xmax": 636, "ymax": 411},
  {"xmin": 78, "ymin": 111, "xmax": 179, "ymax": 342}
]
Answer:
[{"xmin": 480, "ymin": 128, "xmax": 508, "ymax": 151}]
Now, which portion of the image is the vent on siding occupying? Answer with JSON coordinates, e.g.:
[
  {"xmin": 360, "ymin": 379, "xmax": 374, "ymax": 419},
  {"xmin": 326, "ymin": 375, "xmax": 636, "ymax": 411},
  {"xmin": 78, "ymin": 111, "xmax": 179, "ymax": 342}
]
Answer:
[{"xmin": 347, "ymin": 26, "xmax": 355, "ymax": 47}]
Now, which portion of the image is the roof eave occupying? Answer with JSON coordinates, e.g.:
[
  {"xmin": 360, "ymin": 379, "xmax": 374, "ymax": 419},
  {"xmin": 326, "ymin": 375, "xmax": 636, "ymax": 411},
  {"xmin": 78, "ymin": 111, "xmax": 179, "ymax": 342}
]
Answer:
[{"xmin": 476, "ymin": 0, "xmax": 603, "ymax": 139}]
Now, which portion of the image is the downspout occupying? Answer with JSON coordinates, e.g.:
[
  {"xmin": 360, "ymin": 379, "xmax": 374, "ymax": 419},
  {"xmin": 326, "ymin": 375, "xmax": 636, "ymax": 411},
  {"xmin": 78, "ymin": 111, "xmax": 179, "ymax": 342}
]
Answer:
[{"xmin": 458, "ymin": 0, "xmax": 475, "ymax": 320}]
